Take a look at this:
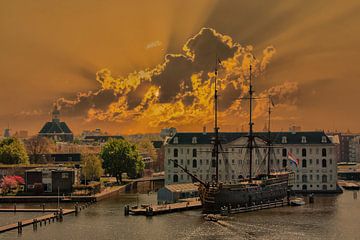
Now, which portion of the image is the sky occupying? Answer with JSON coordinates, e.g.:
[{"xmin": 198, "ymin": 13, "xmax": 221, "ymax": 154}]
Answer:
[{"xmin": 1, "ymin": 0, "xmax": 360, "ymax": 135}]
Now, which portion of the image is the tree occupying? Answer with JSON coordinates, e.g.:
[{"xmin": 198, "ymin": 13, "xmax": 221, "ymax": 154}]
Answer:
[
  {"xmin": 0, "ymin": 175, "xmax": 24, "ymax": 194},
  {"xmin": 81, "ymin": 154, "xmax": 103, "ymax": 182},
  {"xmin": 25, "ymin": 136, "xmax": 54, "ymax": 163},
  {"xmin": 0, "ymin": 138, "xmax": 29, "ymax": 164},
  {"xmin": 129, "ymin": 138, "xmax": 158, "ymax": 162},
  {"xmin": 100, "ymin": 138, "xmax": 144, "ymax": 183}
]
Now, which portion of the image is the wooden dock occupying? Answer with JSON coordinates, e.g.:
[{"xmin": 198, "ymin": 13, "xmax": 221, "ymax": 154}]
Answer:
[
  {"xmin": 127, "ymin": 199, "xmax": 202, "ymax": 216},
  {"xmin": 0, "ymin": 209, "xmax": 75, "ymax": 233}
]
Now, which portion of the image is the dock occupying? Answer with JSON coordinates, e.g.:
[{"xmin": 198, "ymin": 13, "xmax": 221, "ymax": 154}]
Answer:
[
  {"xmin": 0, "ymin": 208, "xmax": 74, "ymax": 233},
  {"xmin": 338, "ymin": 180, "xmax": 360, "ymax": 190},
  {"xmin": 126, "ymin": 199, "xmax": 202, "ymax": 216}
]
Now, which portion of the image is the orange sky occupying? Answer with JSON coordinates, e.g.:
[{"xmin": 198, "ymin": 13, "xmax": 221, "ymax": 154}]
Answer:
[{"xmin": 1, "ymin": 0, "xmax": 360, "ymax": 135}]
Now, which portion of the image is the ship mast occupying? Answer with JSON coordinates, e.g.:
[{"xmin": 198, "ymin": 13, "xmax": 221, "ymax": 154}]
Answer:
[
  {"xmin": 214, "ymin": 62, "xmax": 220, "ymax": 183},
  {"xmin": 267, "ymin": 95, "xmax": 272, "ymax": 176},
  {"xmin": 248, "ymin": 65, "xmax": 254, "ymax": 183}
]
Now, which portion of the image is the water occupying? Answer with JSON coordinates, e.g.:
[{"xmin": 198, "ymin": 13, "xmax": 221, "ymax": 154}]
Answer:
[{"xmin": 1, "ymin": 191, "xmax": 359, "ymax": 240}]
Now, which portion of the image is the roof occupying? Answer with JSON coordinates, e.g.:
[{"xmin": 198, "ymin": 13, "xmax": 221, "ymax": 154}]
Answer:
[
  {"xmin": 39, "ymin": 121, "xmax": 73, "ymax": 134},
  {"xmin": 152, "ymin": 140, "xmax": 164, "ymax": 149},
  {"xmin": 26, "ymin": 167, "xmax": 75, "ymax": 173},
  {"xmin": 83, "ymin": 135, "xmax": 124, "ymax": 141},
  {"xmin": 164, "ymin": 183, "xmax": 198, "ymax": 193},
  {"xmin": 167, "ymin": 131, "xmax": 332, "ymax": 145}
]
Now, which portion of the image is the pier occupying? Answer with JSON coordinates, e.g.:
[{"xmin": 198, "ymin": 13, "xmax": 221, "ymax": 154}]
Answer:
[{"xmin": 126, "ymin": 198, "xmax": 202, "ymax": 216}]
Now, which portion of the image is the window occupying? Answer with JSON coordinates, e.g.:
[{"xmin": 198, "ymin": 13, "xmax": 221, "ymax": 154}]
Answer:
[
  {"xmin": 322, "ymin": 148, "xmax": 327, "ymax": 157},
  {"xmin": 192, "ymin": 137, "xmax": 197, "ymax": 144},
  {"xmin": 167, "ymin": 148, "xmax": 171, "ymax": 154},
  {"xmin": 322, "ymin": 185, "xmax": 328, "ymax": 190},
  {"xmin": 310, "ymin": 175, "xmax": 313, "ymax": 180},
  {"xmin": 180, "ymin": 159, "xmax": 183, "ymax": 165},
  {"xmin": 174, "ymin": 148, "xmax": 178, "ymax": 157},
  {"xmin": 282, "ymin": 136, "xmax": 287, "ymax": 143},
  {"xmin": 187, "ymin": 159, "xmax": 190, "ymax": 165},
  {"xmin": 302, "ymin": 148, "xmax": 306, "ymax": 157},
  {"xmin": 302, "ymin": 175, "xmax": 307, "ymax": 183},
  {"xmin": 282, "ymin": 148, "xmax": 287, "ymax": 157},
  {"xmin": 173, "ymin": 175, "xmax": 178, "ymax": 183},
  {"xmin": 322, "ymin": 175, "xmax": 327, "ymax": 183},
  {"xmin": 193, "ymin": 149, "xmax": 197, "ymax": 157},
  {"xmin": 212, "ymin": 159, "xmax": 216, "ymax": 167},
  {"xmin": 206, "ymin": 159, "xmax": 209, "ymax": 165},
  {"xmin": 173, "ymin": 137, "xmax": 178, "ymax": 144},
  {"xmin": 232, "ymin": 159, "xmax": 235, "ymax": 164},
  {"xmin": 316, "ymin": 175, "xmax": 320, "ymax": 181},
  {"xmin": 302, "ymin": 159, "xmax": 307, "ymax": 168},
  {"xmin": 301, "ymin": 136, "xmax": 307, "ymax": 143},
  {"xmin": 180, "ymin": 175, "xmax": 183, "ymax": 180},
  {"xmin": 309, "ymin": 148, "xmax": 313, "ymax": 154},
  {"xmin": 168, "ymin": 159, "xmax": 171, "ymax": 165},
  {"xmin": 309, "ymin": 159, "xmax": 313, "ymax": 165},
  {"xmin": 302, "ymin": 184, "xmax": 307, "ymax": 190},
  {"xmin": 316, "ymin": 159, "xmax": 319, "ymax": 165},
  {"xmin": 330, "ymin": 159, "xmax": 333, "ymax": 165},
  {"xmin": 322, "ymin": 159, "xmax": 327, "ymax": 168},
  {"xmin": 192, "ymin": 159, "xmax": 197, "ymax": 168},
  {"xmin": 62, "ymin": 173, "xmax": 69, "ymax": 179},
  {"xmin": 174, "ymin": 159, "xmax": 178, "ymax": 168},
  {"xmin": 282, "ymin": 159, "xmax": 287, "ymax": 168},
  {"xmin": 322, "ymin": 136, "xmax": 327, "ymax": 143},
  {"xmin": 200, "ymin": 159, "xmax": 203, "ymax": 165}
]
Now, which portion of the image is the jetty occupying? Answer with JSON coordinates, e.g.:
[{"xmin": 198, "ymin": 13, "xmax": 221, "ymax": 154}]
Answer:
[{"xmin": 125, "ymin": 198, "xmax": 202, "ymax": 216}]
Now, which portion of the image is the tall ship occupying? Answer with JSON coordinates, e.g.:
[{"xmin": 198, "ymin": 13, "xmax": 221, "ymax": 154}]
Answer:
[{"xmin": 176, "ymin": 63, "xmax": 295, "ymax": 214}]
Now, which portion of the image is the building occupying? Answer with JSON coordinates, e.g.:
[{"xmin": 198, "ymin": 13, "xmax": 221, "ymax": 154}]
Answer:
[
  {"xmin": 327, "ymin": 134, "xmax": 341, "ymax": 163},
  {"xmin": 25, "ymin": 167, "xmax": 79, "ymax": 194},
  {"xmin": 164, "ymin": 131, "xmax": 337, "ymax": 193},
  {"xmin": 39, "ymin": 105, "xmax": 74, "ymax": 142},
  {"xmin": 157, "ymin": 183, "xmax": 199, "ymax": 203},
  {"xmin": 349, "ymin": 136, "xmax": 360, "ymax": 163}
]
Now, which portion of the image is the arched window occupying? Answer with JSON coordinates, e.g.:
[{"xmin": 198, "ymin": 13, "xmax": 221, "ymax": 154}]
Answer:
[
  {"xmin": 173, "ymin": 159, "xmax": 178, "ymax": 168},
  {"xmin": 192, "ymin": 159, "xmax": 197, "ymax": 168},
  {"xmin": 302, "ymin": 184, "xmax": 307, "ymax": 190},
  {"xmin": 302, "ymin": 159, "xmax": 307, "ymax": 168},
  {"xmin": 302, "ymin": 175, "xmax": 308, "ymax": 183},
  {"xmin": 282, "ymin": 136, "xmax": 287, "ymax": 143},
  {"xmin": 282, "ymin": 159, "xmax": 287, "ymax": 168},
  {"xmin": 173, "ymin": 174, "xmax": 178, "ymax": 183},
  {"xmin": 322, "ymin": 159, "xmax": 327, "ymax": 168},
  {"xmin": 174, "ymin": 148, "xmax": 178, "ymax": 157},
  {"xmin": 301, "ymin": 136, "xmax": 307, "ymax": 143},
  {"xmin": 302, "ymin": 148, "xmax": 306, "ymax": 157},
  {"xmin": 322, "ymin": 148, "xmax": 327, "ymax": 157},
  {"xmin": 322, "ymin": 175, "xmax": 327, "ymax": 183}
]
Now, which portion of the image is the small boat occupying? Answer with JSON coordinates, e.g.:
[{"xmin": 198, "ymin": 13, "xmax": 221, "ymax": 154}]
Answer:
[
  {"xmin": 290, "ymin": 197, "xmax": 305, "ymax": 206},
  {"xmin": 204, "ymin": 214, "xmax": 219, "ymax": 222}
]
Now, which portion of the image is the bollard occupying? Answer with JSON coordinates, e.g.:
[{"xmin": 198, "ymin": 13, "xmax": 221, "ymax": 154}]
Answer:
[
  {"xmin": 75, "ymin": 203, "xmax": 79, "ymax": 216},
  {"xmin": 124, "ymin": 205, "xmax": 129, "ymax": 216},
  {"xmin": 17, "ymin": 221, "xmax": 22, "ymax": 234},
  {"xmin": 32, "ymin": 219, "xmax": 37, "ymax": 231},
  {"xmin": 309, "ymin": 193, "xmax": 315, "ymax": 204}
]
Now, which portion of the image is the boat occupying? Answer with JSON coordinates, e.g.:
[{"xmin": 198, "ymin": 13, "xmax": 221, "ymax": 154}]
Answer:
[
  {"xmin": 175, "ymin": 62, "xmax": 294, "ymax": 214},
  {"xmin": 289, "ymin": 197, "xmax": 305, "ymax": 206}
]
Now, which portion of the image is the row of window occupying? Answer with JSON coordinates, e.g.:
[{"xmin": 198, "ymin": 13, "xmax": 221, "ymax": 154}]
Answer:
[
  {"xmin": 297, "ymin": 184, "xmax": 333, "ymax": 190},
  {"xmin": 168, "ymin": 158, "xmax": 333, "ymax": 169},
  {"xmin": 169, "ymin": 147, "xmax": 331, "ymax": 158},
  {"xmin": 296, "ymin": 174, "xmax": 333, "ymax": 183}
]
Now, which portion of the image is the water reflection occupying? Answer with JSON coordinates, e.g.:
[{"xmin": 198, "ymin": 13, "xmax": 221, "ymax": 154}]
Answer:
[{"xmin": 0, "ymin": 191, "xmax": 359, "ymax": 240}]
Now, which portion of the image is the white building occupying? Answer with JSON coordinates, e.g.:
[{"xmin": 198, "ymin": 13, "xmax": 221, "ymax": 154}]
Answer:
[
  {"xmin": 164, "ymin": 131, "xmax": 338, "ymax": 192},
  {"xmin": 349, "ymin": 136, "xmax": 360, "ymax": 163}
]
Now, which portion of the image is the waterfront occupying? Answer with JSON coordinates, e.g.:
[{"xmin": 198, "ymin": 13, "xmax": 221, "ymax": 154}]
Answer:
[{"xmin": 0, "ymin": 191, "xmax": 359, "ymax": 240}]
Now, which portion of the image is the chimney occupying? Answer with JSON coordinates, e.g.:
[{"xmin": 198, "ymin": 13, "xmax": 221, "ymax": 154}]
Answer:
[{"xmin": 203, "ymin": 126, "xmax": 207, "ymax": 135}]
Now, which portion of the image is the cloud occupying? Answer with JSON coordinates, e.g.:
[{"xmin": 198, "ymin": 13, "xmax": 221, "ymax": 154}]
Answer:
[
  {"xmin": 146, "ymin": 40, "xmax": 162, "ymax": 49},
  {"xmin": 58, "ymin": 27, "xmax": 296, "ymax": 130}
]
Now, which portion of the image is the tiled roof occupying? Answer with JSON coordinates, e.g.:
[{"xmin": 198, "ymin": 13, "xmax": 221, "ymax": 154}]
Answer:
[
  {"xmin": 167, "ymin": 131, "xmax": 332, "ymax": 145},
  {"xmin": 39, "ymin": 121, "xmax": 73, "ymax": 134}
]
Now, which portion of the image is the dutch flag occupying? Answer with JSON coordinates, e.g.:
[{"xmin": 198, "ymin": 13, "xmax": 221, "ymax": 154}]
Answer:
[{"xmin": 287, "ymin": 151, "xmax": 299, "ymax": 166}]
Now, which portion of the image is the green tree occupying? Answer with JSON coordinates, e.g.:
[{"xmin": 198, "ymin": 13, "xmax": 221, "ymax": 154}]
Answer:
[
  {"xmin": 129, "ymin": 138, "xmax": 158, "ymax": 162},
  {"xmin": 100, "ymin": 138, "xmax": 144, "ymax": 183},
  {"xmin": 0, "ymin": 138, "xmax": 29, "ymax": 164},
  {"xmin": 81, "ymin": 154, "xmax": 103, "ymax": 182}
]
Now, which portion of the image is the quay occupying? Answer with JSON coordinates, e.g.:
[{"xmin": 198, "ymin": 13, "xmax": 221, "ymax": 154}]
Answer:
[{"xmin": 126, "ymin": 198, "xmax": 202, "ymax": 216}]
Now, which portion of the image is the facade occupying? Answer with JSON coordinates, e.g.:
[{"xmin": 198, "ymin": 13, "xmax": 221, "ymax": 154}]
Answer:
[
  {"xmin": 164, "ymin": 131, "xmax": 337, "ymax": 192},
  {"xmin": 349, "ymin": 136, "xmax": 360, "ymax": 163},
  {"xmin": 38, "ymin": 105, "xmax": 74, "ymax": 142},
  {"xmin": 25, "ymin": 167, "xmax": 79, "ymax": 194}
]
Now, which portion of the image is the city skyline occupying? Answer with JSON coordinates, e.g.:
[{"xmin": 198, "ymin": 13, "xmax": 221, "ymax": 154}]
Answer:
[{"xmin": 1, "ymin": 0, "xmax": 360, "ymax": 135}]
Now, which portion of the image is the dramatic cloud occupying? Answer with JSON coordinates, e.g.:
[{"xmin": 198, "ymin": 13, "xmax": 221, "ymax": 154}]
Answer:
[{"xmin": 57, "ymin": 28, "xmax": 297, "ymax": 130}]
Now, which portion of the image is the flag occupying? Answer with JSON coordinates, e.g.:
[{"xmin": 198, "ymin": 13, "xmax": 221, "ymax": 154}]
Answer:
[{"xmin": 287, "ymin": 151, "xmax": 299, "ymax": 166}]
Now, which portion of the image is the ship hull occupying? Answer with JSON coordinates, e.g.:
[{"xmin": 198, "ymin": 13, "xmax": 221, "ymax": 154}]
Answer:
[{"xmin": 200, "ymin": 173, "xmax": 291, "ymax": 214}]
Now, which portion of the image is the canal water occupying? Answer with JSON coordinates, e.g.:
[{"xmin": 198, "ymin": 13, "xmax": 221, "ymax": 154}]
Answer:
[{"xmin": 1, "ymin": 191, "xmax": 359, "ymax": 240}]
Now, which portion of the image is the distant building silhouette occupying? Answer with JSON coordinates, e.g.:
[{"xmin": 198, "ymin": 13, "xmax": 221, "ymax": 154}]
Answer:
[{"xmin": 38, "ymin": 104, "xmax": 73, "ymax": 142}]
